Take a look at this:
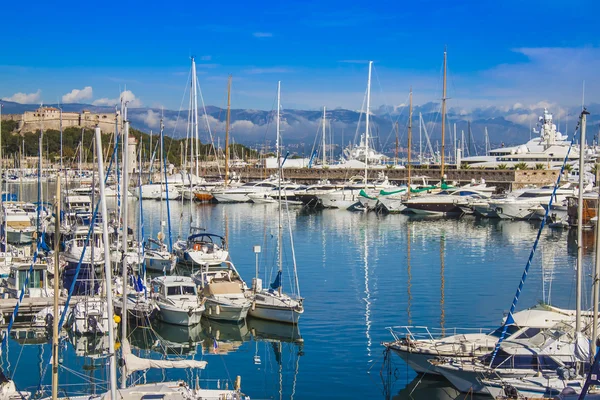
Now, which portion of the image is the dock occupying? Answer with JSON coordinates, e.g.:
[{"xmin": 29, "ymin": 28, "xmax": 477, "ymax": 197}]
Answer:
[{"xmin": 196, "ymin": 167, "xmax": 561, "ymax": 192}]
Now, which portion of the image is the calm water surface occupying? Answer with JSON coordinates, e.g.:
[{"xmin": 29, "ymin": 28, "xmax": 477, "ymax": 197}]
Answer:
[{"xmin": 3, "ymin": 185, "xmax": 594, "ymax": 399}]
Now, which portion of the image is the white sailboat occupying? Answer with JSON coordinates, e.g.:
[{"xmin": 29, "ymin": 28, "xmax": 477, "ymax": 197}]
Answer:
[{"xmin": 249, "ymin": 82, "xmax": 304, "ymax": 324}]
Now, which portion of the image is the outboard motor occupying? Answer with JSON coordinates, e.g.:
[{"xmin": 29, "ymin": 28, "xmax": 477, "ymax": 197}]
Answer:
[
  {"xmin": 503, "ymin": 384, "xmax": 518, "ymax": 399},
  {"xmin": 87, "ymin": 315, "xmax": 99, "ymax": 334},
  {"xmin": 45, "ymin": 313, "xmax": 54, "ymax": 336}
]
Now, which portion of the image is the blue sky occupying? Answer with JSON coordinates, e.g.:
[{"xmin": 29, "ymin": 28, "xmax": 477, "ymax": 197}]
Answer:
[{"xmin": 1, "ymin": 0, "xmax": 599, "ymax": 111}]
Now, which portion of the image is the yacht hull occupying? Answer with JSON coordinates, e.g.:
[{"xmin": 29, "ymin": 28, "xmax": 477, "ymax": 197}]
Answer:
[
  {"xmin": 378, "ymin": 197, "xmax": 407, "ymax": 213},
  {"xmin": 249, "ymin": 304, "xmax": 302, "ymax": 324},
  {"xmin": 145, "ymin": 252, "xmax": 175, "ymax": 272},
  {"xmin": 212, "ymin": 192, "xmax": 251, "ymax": 203},
  {"xmin": 157, "ymin": 304, "xmax": 203, "ymax": 326},
  {"xmin": 404, "ymin": 203, "xmax": 463, "ymax": 215},
  {"xmin": 204, "ymin": 300, "xmax": 250, "ymax": 322}
]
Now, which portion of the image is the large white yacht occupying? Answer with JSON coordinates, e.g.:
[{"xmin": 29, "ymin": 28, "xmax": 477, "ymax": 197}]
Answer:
[
  {"xmin": 488, "ymin": 183, "xmax": 580, "ymax": 220},
  {"xmin": 462, "ymin": 108, "xmax": 579, "ymax": 168}
]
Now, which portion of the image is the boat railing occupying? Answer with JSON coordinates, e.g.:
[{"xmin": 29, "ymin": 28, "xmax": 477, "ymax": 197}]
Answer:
[{"xmin": 386, "ymin": 326, "xmax": 493, "ymax": 341}]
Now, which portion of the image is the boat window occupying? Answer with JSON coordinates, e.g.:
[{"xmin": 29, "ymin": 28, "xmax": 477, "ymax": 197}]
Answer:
[
  {"xmin": 490, "ymin": 324, "xmax": 520, "ymax": 338},
  {"xmin": 538, "ymin": 356, "xmax": 560, "ymax": 370},
  {"xmin": 18, "ymin": 269, "xmax": 43, "ymax": 289},
  {"xmin": 518, "ymin": 192, "xmax": 547, "ymax": 198},
  {"xmin": 515, "ymin": 327, "xmax": 542, "ymax": 339},
  {"xmin": 167, "ymin": 286, "xmax": 180, "ymax": 296},
  {"xmin": 181, "ymin": 285, "xmax": 196, "ymax": 295}
]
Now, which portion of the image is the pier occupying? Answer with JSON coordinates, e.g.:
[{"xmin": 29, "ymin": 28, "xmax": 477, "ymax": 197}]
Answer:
[{"xmin": 195, "ymin": 167, "xmax": 560, "ymax": 192}]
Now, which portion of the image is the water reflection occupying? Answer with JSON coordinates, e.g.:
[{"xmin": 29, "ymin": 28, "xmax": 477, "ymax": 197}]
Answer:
[{"xmin": 393, "ymin": 375, "xmax": 489, "ymax": 400}]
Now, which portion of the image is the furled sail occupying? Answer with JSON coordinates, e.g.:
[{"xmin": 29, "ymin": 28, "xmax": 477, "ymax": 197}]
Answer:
[{"xmin": 121, "ymin": 339, "xmax": 206, "ymax": 375}]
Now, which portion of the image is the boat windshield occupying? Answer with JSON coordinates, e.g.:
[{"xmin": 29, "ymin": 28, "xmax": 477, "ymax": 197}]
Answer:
[{"xmin": 167, "ymin": 285, "xmax": 196, "ymax": 296}]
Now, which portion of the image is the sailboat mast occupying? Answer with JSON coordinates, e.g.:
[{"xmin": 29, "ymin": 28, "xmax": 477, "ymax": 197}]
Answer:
[
  {"xmin": 322, "ymin": 106, "xmax": 327, "ymax": 166},
  {"xmin": 276, "ymin": 81, "xmax": 282, "ymax": 296},
  {"xmin": 394, "ymin": 122, "xmax": 399, "ymax": 166},
  {"xmin": 593, "ymin": 159, "xmax": 600, "ymax": 356},
  {"xmin": 95, "ymin": 126, "xmax": 117, "ymax": 400},
  {"xmin": 120, "ymin": 105, "xmax": 130, "ymax": 389},
  {"xmin": 225, "ymin": 75, "xmax": 232, "ymax": 186},
  {"xmin": 419, "ymin": 113, "xmax": 422, "ymax": 163},
  {"xmin": 364, "ymin": 61, "xmax": 373, "ymax": 186},
  {"xmin": 408, "ymin": 88, "xmax": 412, "ymax": 198},
  {"xmin": 159, "ymin": 120, "xmax": 164, "ymax": 237},
  {"xmin": 51, "ymin": 176, "xmax": 61, "ymax": 400},
  {"xmin": 192, "ymin": 57, "xmax": 200, "ymax": 178},
  {"xmin": 440, "ymin": 48, "xmax": 447, "ymax": 177},
  {"xmin": 576, "ymin": 110, "xmax": 589, "ymax": 334},
  {"xmin": 59, "ymin": 107, "xmax": 63, "ymax": 173}
]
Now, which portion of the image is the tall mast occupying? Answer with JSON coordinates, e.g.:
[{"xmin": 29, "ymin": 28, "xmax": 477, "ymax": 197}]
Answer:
[
  {"xmin": 159, "ymin": 119, "xmax": 164, "ymax": 238},
  {"xmin": 408, "ymin": 88, "xmax": 413, "ymax": 198},
  {"xmin": 394, "ymin": 122, "xmax": 399, "ymax": 166},
  {"xmin": 191, "ymin": 57, "xmax": 200, "ymax": 178},
  {"xmin": 225, "ymin": 75, "xmax": 232, "ymax": 186},
  {"xmin": 0, "ymin": 104, "xmax": 3, "ymax": 212},
  {"xmin": 51, "ymin": 176, "xmax": 61, "ymax": 400},
  {"xmin": 120, "ymin": 104, "xmax": 130, "ymax": 389},
  {"xmin": 322, "ymin": 106, "xmax": 327, "ymax": 166},
  {"xmin": 419, "ymin": 113, "xmax": 422, "ymax": 163},
  {"xmin": 59, "ymin": 107, "xmax": 63, "ymax": 173},
  {"xmin": 276, "ymin": 81, "xmax": 282, "ymax": 296},
  {"xmin": 94, "ymin": 126, "xmax": 117, "ymax": 400},
  {"xmin": 440, "ymin": 48, "xmax": 447, "ymax": 177},
  {"xmin": 576, "ymin": 109, "xmax": 589, "ymax": 334},
  {"xmin": 364, "ymin": 61, "xmax": 373, "ymax": 187},
  {"xmin": 593, "ymin": 157, "xmax": 600, "ymax": 357}
]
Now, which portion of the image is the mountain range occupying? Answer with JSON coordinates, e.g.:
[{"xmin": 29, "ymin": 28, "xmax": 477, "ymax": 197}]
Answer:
[{"xmin": 3, "ymin": 100, "xmax": 599, "ymax": 156}]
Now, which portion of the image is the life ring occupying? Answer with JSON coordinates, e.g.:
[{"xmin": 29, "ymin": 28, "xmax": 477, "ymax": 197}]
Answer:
[{"xmin": 193, "ymin": 243, "xmax": 202, "ymax": 251}]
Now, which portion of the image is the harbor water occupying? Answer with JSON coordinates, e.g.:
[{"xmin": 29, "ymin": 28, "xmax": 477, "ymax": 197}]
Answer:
[{"xmin": 2, "ymin": 184, "xmax": 591, "ymax": 399}]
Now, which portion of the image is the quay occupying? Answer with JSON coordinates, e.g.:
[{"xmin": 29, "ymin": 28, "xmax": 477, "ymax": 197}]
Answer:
[{"xmin": 196, "ymin": 167, "xmax": 561, "ymax": 192}]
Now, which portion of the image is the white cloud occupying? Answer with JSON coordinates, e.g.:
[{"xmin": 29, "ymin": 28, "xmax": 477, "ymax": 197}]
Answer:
[
  {"xmin": 92, "ymin": 90, "xmax": 142, "ymax": 107},
  {"xmin": 252, "ymin": 32, "xmax": 272, "ymax": 38},
  {"xmin": 2, "ymin": 89, "xmax": 41, "ymax": 103},
  {"xmin": 231, "ymin": 120, "xmax": 255, "ymax": 131},
  {"xmin": 505, "ymin": 112, "xmax": 539, "ymax": 125},
  {"xmin": 62, "ymin": 86, "xmax": 93, "ymax": 103},
  {"xmin": 139, "ymin": 110, "xmax": 178, "ymax": 130}
]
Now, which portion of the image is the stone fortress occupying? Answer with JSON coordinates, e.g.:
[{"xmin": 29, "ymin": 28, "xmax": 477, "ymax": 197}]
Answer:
[{"xmin": 2, "ymin": 106, "xmax": 121, "ymax": 134}]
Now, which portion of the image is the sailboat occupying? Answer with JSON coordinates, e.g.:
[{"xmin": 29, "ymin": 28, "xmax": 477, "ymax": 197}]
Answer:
[
  {"xmin": 174, "ymin": 58, "xmax": 230, "ymax": 268},
  {"xmin": 249, "ymin": 82, "xmax": 304, "ymax": 324},
  {"xmin": 318, "ymin": 62, "xmax": 395, "ymax": 210},
  {"xmin": 144, "ymin": 118, "xmax": 177, "ymax": 273}
]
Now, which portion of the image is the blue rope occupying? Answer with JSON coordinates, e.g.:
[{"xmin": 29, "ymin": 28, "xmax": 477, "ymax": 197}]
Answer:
[
  {"xmin": 34, "ymin": 134, "xmax": 117, "ymax": 395},
  {"xmin": 489, "ymin": 114, "xmax": 582, "ymax": 366}
]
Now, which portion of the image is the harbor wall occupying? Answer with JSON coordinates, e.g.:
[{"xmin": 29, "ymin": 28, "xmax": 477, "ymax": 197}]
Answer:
[{"xmin": 195, "ymin": 167, "xmax": 560, "ymax": 192}]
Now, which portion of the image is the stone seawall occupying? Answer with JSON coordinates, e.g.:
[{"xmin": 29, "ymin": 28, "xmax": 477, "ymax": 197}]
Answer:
[{"xmin": 193, "ymin": 167, "xmax": 560, "ymax": 192}]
